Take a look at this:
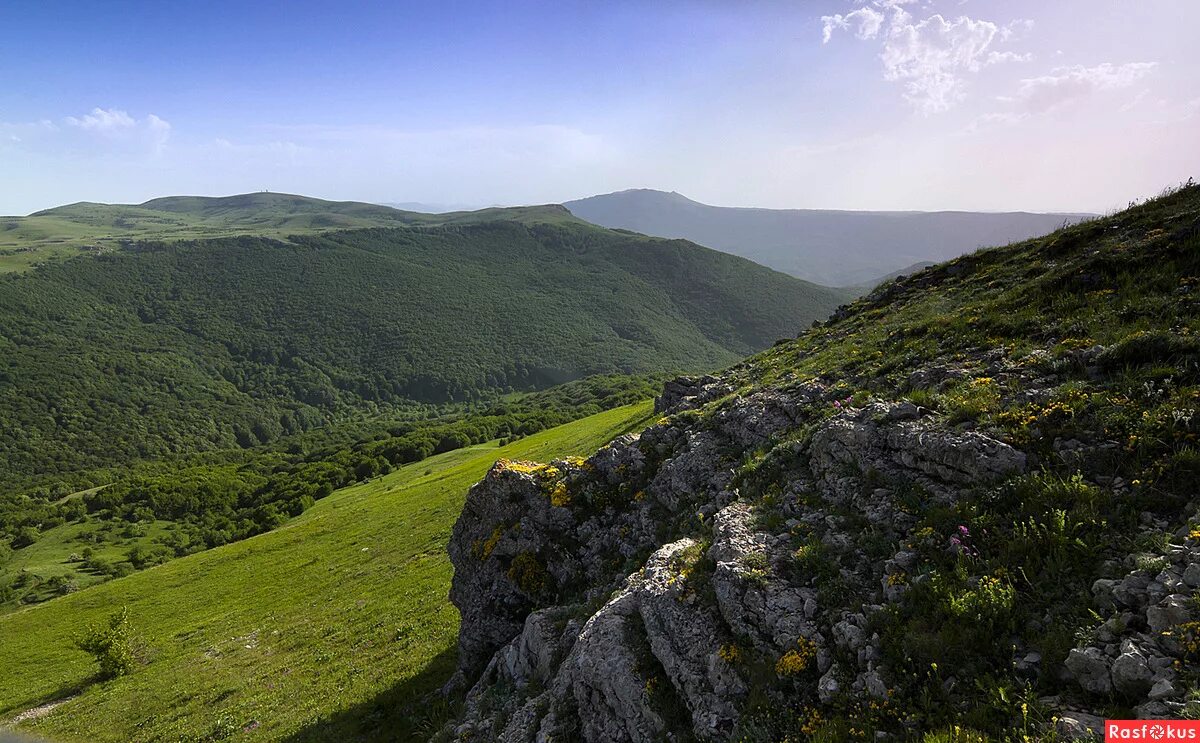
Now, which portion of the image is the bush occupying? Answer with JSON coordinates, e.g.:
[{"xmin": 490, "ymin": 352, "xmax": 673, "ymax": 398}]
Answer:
[
  {"xmin": 75, "ymin": 606, "xmax": 138, "ymax": 679},
  {"xmin": 12, "ymin": 526, "xmax": 40, "ymax": 549}
]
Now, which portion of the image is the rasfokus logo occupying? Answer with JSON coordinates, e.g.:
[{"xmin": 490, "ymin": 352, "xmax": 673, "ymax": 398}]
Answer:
[{"xmin": 1106, "ymin": 720, "xmax": 1200, "ymax": 741}]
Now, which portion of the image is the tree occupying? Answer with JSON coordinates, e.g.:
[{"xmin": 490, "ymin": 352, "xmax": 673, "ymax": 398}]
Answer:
[{"xmin": 75, "ymin": 606, "xmax": 138, "ymax": 679}]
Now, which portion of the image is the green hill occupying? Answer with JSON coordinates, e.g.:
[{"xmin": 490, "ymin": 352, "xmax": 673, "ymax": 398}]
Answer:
[
  {"xmin": 0, "ymin": 193, "xmax": 579, "ymax": 274},
  {"xmin": 0, "ymin": 402, "xmax": 655, "ymax": 743},
  {"xmin": 0, "ymin": 205, "xmax": 849, "ymax": 486}
]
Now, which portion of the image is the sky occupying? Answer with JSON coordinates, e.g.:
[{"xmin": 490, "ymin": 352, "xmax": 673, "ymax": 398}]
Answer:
[{"xmin": 1, "ymin": 0, "xmax": 1197, "ymax": 215}]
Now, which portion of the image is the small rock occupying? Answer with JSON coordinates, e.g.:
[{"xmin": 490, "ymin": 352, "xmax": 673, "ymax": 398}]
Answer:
[
  {"xmin": 889, "ymin": 402, "xmax": 920, "ymax": 421},
  {"xmin": 803, "ymin": 597, "xmax": 818, "ymax": 619},
  {"xmin": 1055, "ymin": 712, "xmax": 1105, "ymax": 740},
  {"xmin": 1092, "ymin": 578, "xmax": 1117, "ymax": 611},
  {"xmin": 1135, "ymin": 700, "xmax": 1171, "ymax": 719},
  {"xmin": 1148, "ymin": 678, "xmax": 1176, "ymax": 700},
  {"xmin": 1147, "ymin": 594, "xmax": 1192, "ymax": 634},
  {"xmin": 1112, "ymin": 574, "xmax": 1150, "ymax": 608},
  {"xmin": 860, "ymin": 670, "xmax": 888, "ymax": 699},
  {"xmin": 1183, "ymin": 562, "xmax": 1200, "ymax": 588},
  {"xmin": 818, "ymin": 668, "xmax": 840, "ymax": 703},
  {"xmin": 1065, "ymin": 647, "xmax": 1112, "ymax": 695}
]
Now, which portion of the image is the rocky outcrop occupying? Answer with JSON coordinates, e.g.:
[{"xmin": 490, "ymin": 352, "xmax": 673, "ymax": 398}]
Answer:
[
  {"xmin": 654, "ymin": 375, "xmax": 728, "ymax": 414},
  {"xmin": 444, "ymin": 366, "xmax": 1200, "ymax": 741}
]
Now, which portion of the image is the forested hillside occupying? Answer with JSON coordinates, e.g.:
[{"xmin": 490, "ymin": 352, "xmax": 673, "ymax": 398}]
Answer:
[{"xmin": 0, "ymin": 216, "xmax": 848, "ymax": 486}]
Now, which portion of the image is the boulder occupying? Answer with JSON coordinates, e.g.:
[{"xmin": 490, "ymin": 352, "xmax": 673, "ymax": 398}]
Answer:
[{"xmin": 1110, "ymin": 640, "xmax": 1154, "ymax": 696}]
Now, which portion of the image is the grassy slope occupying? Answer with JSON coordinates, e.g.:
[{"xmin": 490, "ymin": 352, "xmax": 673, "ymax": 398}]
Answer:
[
  {"xmin": 0, "ymin": 193, "xmax": 579, "ymax": 274},
  {"xmin": 0, "ymin": 401, "xmax": 655, "ymax": 742}
]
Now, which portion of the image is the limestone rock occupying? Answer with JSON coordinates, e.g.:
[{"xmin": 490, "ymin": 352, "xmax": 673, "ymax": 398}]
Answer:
[{"xmin": 1065, "ymin": 647, "xmax": 1112, "ymax": 695}]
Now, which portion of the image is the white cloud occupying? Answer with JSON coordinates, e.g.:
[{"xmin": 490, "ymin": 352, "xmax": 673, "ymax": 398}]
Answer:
[
  {"xmin": 821, "ymin": 7, "xmax": 885, "ymax": 44},
  {"xmin": 782, "ymin": 132, "xmax": 885, "ymax": 158},
  {"xmin": 987, "ymin": 51, "xmax": 1032, "ymax": 65},
  {"xmin": 1, "ymin": 107, "xmax": 173, "ymax": 155},
  {"xmin": 1003, "ymin": 62, "xmax": 1157, "ymax": 114},
  {"xmin": 821, "ymin": 3, "xmax": 1030, "ymax": 113}
]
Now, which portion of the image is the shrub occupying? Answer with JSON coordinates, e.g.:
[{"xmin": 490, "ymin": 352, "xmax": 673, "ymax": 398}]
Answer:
[
  {"xmin": 12, "ymin": 526, "xmax": 40, "ymax": 549},
  {"xmin": 507, "ymin": 552, "xmax": 550, "ymax": 596},
  {"xmin": 75, "ymin": 606, "xmax": 138, "ymax": 679},
  {"xmin": 945, "ymin": 575, "xmax": 1014, "ymax": 625},
  {"xmin": 938, "ymin": 378, "xmax": 1000, "ymax": 425},
  {"xmin": 775, "ymin": 637, "xmax": 818, "ymax": 676},
  {"xmin": 1099, "ymin": 330, "xmax": 1200, "ymax": 370}
]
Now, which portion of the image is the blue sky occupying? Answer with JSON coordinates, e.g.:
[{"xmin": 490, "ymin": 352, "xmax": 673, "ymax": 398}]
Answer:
[{"xmin": 1, "ymin": 0, "xmax": 1197, "ymax": 214}]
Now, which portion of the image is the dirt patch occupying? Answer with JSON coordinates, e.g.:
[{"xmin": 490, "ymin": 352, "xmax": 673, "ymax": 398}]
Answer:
[{"xmin": 5, "ymin": 695, "xmax": 76, "ymax": 725}]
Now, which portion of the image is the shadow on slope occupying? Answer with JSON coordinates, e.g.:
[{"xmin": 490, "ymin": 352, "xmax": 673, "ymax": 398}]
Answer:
[{"xmin": 281, "ymin": 646, "xmax": 458, "ymax": 743}]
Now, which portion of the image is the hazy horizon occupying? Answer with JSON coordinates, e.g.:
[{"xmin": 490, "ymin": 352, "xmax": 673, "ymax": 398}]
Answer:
[{"xmin": 2, "ymin": 0, "xmax": 1197, "ymax": 215}]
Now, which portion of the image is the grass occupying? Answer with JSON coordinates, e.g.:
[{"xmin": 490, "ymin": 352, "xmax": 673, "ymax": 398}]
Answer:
[{"xmin": 0, "ymin": 401, "xmax": 654, "ymax": 742}]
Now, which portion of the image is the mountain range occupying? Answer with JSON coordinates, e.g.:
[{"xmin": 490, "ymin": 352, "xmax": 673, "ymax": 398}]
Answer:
[{"xmin": 565, "ymin": 189, "xmax": 1093, "ymax": 286}]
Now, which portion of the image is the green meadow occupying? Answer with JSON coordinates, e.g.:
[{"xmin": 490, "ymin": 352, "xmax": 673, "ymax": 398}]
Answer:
[{"xmin": 0, "ymin": 401, "xmax": 655, "ymax": 742}]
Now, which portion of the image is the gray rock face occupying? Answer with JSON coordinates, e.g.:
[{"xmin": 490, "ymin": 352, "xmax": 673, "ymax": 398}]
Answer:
[
  {"xmin": 709, "ymin": 503, "xmax": 820, "ymax": 654},
  {"xmin": 456, "ymin": 540, "xmax": 747, "ymax": 742},
  {"xmin": 654, "ymin": 374, "xmax": 728, "ymax": 414},
  {"xmin": 1147, "ymin": 594, "xmax": 1192, "ymax": 634},
  {"xmin": 447, "ymin": 460, "xmax": 584, "ymax": 677},
  {"xmin": 564, "ymin": 588, "xmax": 665, "ymax": 742},
  {"xmin": 444, "ymin": 371, "xmax": 1199, "ymax": 741},
  {"xmin": 810, "ymin": 404, "xmax": 1026, "ymax": 492}
]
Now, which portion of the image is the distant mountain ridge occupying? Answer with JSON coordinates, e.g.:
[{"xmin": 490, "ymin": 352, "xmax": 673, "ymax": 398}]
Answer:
[{"xmin": 565, "ymin": 189, "xmax": 1093, "ymax": 286}]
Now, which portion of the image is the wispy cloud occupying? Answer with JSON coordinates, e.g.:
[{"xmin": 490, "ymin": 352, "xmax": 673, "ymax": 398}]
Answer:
[
  {"xmin": 965, "ymin": 61, "xmax": 1159, "ymax": 132},
  {"xmin": 821, "ymin": 2, "xmax": 1032, "ymax": 113},
  {"xmin": 1000, "ymin": 62, "xmax": 1157, "ymax": 114}
]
